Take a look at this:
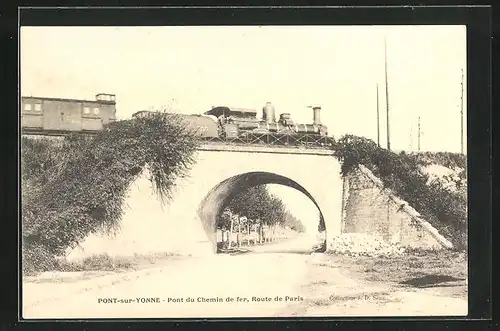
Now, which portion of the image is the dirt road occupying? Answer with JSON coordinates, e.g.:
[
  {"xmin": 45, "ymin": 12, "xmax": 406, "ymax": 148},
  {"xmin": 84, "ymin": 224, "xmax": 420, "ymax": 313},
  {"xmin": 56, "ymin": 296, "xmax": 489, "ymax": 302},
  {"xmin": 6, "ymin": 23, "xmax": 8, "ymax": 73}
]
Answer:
[{"xmin": 22, "ymin": 234, "xmax": 467, "ymax": 319}]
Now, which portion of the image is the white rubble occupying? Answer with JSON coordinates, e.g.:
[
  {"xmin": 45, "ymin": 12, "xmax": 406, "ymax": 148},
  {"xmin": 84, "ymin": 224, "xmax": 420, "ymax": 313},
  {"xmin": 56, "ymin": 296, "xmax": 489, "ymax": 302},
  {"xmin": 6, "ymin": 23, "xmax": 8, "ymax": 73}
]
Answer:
[{"xmin": 328, "ymin": 233, "xmax": 406, "ymax": 257}]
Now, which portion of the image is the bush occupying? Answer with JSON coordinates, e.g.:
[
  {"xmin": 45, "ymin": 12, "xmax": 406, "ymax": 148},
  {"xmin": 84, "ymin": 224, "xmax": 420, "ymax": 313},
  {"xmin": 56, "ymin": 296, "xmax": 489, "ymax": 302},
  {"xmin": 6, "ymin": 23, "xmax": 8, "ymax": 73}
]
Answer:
[
  {"xmin": 21, "ymin": 112, "xmax": 200, "ymax": 274},
  {"xmin": 22, "ymin": 242, "xmax": 59, "ymax": 275},
  {"xmin": 413, "ymin": 151, "xmax": 467, "ymax": 170},
  {"xmin": 334, "ymin": 135, "xmax": 467, "ymax": 250},
  {"xmin": 56, "ymin": 254, "xmax": 134, "ymax": 272}
]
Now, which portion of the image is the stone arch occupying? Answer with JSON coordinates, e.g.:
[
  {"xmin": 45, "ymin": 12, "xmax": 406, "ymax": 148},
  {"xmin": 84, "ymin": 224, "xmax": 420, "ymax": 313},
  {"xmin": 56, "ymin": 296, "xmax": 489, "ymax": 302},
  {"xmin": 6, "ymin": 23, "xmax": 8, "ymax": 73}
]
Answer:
[{"xmin": 197, "ymin": 171, "xmax": 327, "ymax": 252}]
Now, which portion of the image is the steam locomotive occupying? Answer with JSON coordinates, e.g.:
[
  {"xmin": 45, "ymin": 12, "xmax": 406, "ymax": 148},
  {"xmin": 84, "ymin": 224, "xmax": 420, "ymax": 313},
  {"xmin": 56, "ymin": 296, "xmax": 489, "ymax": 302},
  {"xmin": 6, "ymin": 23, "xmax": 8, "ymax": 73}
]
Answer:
[
  {"xmin": 133, "ymin": 102, "xmax": 329, "ymax": 144},
  {"xmin": 206, "ymin": 102, "xmax": 327, "ymax": 139}
]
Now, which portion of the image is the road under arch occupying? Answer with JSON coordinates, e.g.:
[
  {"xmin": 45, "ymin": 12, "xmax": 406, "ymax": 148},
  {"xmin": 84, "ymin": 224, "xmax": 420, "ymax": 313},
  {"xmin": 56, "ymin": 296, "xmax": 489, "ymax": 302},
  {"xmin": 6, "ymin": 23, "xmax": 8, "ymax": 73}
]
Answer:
[{"xmin": 197, "ymin": 171, "xmax": 327, "ymax": 252}]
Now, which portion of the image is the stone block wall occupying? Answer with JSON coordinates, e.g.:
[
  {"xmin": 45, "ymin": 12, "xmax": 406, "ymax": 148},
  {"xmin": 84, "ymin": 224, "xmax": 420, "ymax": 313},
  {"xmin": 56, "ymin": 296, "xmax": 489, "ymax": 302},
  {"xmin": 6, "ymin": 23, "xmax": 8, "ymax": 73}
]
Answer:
[{"xmin": 341, "ymin": 165, "xmax": 453, "ymax": 250}]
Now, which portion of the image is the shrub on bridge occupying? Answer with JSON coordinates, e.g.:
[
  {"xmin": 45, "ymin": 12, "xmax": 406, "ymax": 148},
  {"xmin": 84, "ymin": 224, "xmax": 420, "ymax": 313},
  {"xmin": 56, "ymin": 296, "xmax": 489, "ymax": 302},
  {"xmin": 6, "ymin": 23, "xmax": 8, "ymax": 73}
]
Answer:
[
  {"xmin": 21, "ymin": 112, "xmax": 200, "ymax": 274},
  {"xmin": 334, "ymin": 135, "xmax": 467, "ymax": 250}
]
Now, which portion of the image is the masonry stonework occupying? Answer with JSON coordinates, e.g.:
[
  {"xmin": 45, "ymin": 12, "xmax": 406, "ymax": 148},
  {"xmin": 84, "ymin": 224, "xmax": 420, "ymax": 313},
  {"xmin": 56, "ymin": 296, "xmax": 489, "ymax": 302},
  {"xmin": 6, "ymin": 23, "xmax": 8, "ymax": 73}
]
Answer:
[{"xmin": 342, "ymin": 165, "xmax": 451, "ymax": 250}]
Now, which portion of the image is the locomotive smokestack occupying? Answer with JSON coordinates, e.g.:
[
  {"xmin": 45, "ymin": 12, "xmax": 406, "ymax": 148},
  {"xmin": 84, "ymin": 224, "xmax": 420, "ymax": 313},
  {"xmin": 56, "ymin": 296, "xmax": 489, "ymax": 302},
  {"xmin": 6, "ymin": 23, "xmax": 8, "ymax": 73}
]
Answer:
[
  {"xmin": 262, "ymin": 102, "xmax": 276, "ymax": 123},
  {"xmin": 312, "ymin": 106, "xmax": 321, "ymax": 125}
]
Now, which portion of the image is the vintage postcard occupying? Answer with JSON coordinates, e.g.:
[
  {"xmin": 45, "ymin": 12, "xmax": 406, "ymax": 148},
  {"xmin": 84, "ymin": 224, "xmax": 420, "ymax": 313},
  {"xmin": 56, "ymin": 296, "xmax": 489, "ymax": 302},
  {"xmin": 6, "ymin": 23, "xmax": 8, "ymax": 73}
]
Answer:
[{"xmin": 20, "ymin": 24, "xmax": 468, "ymax": 319}]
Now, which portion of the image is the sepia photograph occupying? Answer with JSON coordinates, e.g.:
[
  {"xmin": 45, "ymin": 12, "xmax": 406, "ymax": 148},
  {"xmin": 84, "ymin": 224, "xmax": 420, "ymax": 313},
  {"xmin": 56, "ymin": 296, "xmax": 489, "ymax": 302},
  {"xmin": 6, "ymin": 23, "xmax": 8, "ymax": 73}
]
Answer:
[{"xmin": 20, "ymin": 24, "xmax": 468, "ymax": 319}]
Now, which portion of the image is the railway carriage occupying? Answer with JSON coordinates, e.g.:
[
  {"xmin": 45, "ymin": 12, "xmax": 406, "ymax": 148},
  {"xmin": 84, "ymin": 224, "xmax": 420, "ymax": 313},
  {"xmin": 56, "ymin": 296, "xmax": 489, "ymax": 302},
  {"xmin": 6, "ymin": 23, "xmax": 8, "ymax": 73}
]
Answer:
[{"xmin": 21, "ymin": 93, "xmax": 117, "ymax": 136}]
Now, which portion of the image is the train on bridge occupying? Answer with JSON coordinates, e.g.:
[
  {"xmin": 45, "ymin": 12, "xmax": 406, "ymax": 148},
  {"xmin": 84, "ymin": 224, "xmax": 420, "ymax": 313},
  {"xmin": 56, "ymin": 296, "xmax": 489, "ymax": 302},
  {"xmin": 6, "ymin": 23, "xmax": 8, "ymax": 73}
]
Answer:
[
  {"xmin": 21, "ymin": 92, "xmax": 333, "ymax": 148},
  {"xmin": 134, "ymin": 102, "xmax": 332, "ymax": 147}
]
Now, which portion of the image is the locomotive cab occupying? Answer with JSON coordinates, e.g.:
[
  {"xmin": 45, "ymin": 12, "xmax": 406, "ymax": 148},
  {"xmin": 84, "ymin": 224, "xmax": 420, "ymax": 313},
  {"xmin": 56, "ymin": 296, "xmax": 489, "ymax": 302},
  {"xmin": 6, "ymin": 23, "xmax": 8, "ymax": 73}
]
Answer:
[
  {"xmin": 278, "ymin": 113, "xmax": 295, "ymax": 126},
  {"xmin": 204, "ymin": 106, "xmax": 257, "ymax": 120}
]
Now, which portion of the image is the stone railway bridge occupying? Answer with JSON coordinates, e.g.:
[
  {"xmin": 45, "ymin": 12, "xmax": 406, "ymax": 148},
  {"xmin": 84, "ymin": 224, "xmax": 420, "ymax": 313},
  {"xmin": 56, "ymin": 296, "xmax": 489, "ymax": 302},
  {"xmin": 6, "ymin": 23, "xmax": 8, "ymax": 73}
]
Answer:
[{"xmin": 58, "ymin": 140, "xmax": 451, "ymax": 260}]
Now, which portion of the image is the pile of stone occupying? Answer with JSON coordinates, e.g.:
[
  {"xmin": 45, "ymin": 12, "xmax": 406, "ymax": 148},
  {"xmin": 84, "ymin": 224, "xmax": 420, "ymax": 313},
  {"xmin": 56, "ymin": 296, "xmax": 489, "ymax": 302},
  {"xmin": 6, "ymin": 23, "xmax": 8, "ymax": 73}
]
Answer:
[{"xmin": 328, "ymin": 233, "xmax": 406, "ymax": 257}]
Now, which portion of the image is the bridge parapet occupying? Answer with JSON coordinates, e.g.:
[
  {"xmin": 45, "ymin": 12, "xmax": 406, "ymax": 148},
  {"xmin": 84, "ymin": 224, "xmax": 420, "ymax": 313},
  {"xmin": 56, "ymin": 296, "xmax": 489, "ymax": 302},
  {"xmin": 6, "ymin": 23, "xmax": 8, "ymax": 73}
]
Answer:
[
  {"xmin": 22, "ymin": 127, "xmax": 336, "ymax": 151},
  {"xmin": 200, "ymin": 133, "xmax": 335, "ymax": 150},
  {"xmin": 198, "ymin": 143, "xmax": 335, "ymax": 156}
]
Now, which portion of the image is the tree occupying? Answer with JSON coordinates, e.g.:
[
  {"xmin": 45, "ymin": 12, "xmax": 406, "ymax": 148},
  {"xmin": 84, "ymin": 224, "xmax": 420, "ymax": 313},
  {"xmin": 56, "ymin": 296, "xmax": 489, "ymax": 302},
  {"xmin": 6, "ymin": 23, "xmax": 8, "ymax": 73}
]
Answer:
[
  {"xmin": 225, "ymin": 185, "xmax": 287, "ymax": 227},
  {"xmin": 220, "ymin": 184, "xmax": 300, "ymax": 244},
  {"xmin": 282, "ymin": 211, "xmax": 306, "ymax": 233}
]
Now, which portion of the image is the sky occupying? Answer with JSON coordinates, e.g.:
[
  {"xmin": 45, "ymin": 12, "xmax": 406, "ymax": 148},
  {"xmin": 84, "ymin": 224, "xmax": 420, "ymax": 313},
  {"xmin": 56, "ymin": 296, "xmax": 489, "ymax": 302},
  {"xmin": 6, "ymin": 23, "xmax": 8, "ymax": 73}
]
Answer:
[
  {"xmin": 20, "ymin": 26, "xmax": 467, "ymax": 230},
  {"xmin": 21, "ymin": 25, "xmax": 467, "ymax": 154}
]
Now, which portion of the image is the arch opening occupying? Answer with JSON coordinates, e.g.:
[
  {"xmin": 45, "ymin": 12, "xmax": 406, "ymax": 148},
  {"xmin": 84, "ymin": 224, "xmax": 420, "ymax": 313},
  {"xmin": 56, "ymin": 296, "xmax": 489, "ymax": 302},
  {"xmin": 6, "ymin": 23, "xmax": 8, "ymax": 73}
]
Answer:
[{"xmin": 197, "ymin": 171, "xmax": 327, "ymax": 253}]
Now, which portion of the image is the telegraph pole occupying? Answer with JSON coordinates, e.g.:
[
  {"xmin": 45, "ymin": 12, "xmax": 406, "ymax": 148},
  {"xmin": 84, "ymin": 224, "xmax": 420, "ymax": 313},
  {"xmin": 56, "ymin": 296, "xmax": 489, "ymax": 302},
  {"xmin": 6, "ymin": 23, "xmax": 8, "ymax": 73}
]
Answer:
[
  {"xmin": 376, "ymin": 84, "xmax": 380, "ymax": 147},
  {"xmin": 409, "ymin": 120, "xmax": 413, "ymax": 152},
  {"xmin": 417, "ymin": 116, "xmax": 421, "ymax": 152},
  {"xmin": 460, "ymin": 68, "xmax": 464, "ymax": 154},
  {"xmin": 384, "ymin": 37, "xmax": 391, "ymax": 151}
]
